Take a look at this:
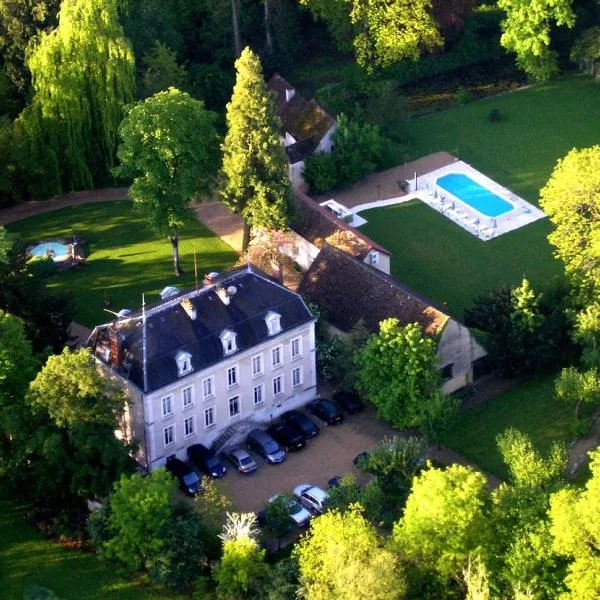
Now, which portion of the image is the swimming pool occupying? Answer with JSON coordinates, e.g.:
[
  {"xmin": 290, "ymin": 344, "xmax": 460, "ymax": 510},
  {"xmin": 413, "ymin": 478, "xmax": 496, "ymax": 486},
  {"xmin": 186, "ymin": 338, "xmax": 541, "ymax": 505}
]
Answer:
[
  {"xmin": 436, "ymin": 173, "xmax": 513, "ymax": 218},
  {"xmin": 29, "ymin": 241, "xmax": 71, "ymax": 262}
]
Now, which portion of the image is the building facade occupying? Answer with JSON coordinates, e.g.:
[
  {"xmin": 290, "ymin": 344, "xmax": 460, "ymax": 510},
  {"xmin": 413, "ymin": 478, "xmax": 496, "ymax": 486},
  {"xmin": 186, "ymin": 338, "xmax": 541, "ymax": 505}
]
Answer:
[{"xmin": 88, "ymin": 266, "xmax": 317, "ymax": 471}]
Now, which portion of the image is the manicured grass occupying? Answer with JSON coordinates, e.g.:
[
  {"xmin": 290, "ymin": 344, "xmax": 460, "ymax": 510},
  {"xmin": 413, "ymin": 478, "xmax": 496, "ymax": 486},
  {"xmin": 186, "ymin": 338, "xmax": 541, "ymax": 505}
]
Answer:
[
  {"xmin": 406, "ymin": 76, "xmax": 600, "ymax": 204},
  {"xmin": 7, "ymin": 201, "xmax": 238, "ymax": 327},
  {"xmin": 359, "ymin": 200, "xmax": 562, "ymax": 319},
  {"xmin": 439, "ymin": 377, "xmax": 577, "ymax": 480},
  {"xmin": 0, "ymin": 496, "xmax": 185, "ymax": 600}
]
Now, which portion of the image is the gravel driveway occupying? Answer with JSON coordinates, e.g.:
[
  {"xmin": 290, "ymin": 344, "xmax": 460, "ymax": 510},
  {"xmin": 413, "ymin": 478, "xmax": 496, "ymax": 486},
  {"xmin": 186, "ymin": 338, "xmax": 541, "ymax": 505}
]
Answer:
[{"xmin": 217, "ymin": 409, "xmax": 396, "ymax": 513}]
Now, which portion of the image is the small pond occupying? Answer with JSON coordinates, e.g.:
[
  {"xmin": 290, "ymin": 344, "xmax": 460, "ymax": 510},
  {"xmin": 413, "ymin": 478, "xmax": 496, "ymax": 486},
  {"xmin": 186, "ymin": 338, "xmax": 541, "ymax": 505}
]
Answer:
[{"xmin": 29, "ymin": 241, "xmax": 72, "ymax": 262}]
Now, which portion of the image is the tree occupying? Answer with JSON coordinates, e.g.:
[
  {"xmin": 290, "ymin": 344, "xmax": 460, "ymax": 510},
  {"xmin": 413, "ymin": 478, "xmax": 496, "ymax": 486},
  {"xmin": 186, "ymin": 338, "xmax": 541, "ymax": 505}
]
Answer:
[
  {"xmin": 27, "ymin": 348, "xmax": 127, "ymax": 429},
  {"xmin": 392, "ymin": 464, "xmax": 490, "ymax": 586},
  {"xmin": 355, "ymin": 319, "xmax": 440, "ymax": 428},
  {"xmin": 497, "ymin": 0, "xmax": 575, "ymax": 80},
  {"xmin": 23, "ymin": 0, "xmax": 135, "ymax": 192},
  {"xmin": 555, "ymin": 367, "xmax": 600, "ymax": 421},
  {"xmin": 420, "ymin": 390, "xmax": 459, "ymax": 445},
  {"xmin": 298, "ymin": 0, "xmax": 354, "ymax": 53},
  {"xmin": 214, "ymin": 512, "xmax": 269, "ymax": 600},
  {"xmin": 295, "ymin": 504, "xmax": 406, "ymax": 600},
  {"xmin": 574, "ymin": 302, "xmax": 600, "ymax": 368},
  {"xmin": 540, "ymin": 146, "xmax": 600, "ymax": 304},
  {"xmin": 261, "ymin": 495, "xmax": 293, "ymax": 550},
  {"xmin": 0, "ymin": 0, "xmax": 60, "ymax": 90},
  {"xmin": 141, "ymin": 41, "xmax": 188, "ymax": 98},
  {"xmin": 103, "ymin": 469, "xmax": 177, "ymax": 572},
  {"xmin": 115, "ymin": 87, "xmax": 220, "ymax": 275},
  {"xmin": 571, "ymin": 27, "xmax": 600, "ymax": 79},
  {"xmin": 219, "ymin": 46, "xmax": 292, "ymax": 251},
  {"xmin": 549, "ymin": 447, "xmax": 600, "ymax": 599},
  {"xmin": 350, "ymin": 0, "xmax": 443, "ymax": 72}
]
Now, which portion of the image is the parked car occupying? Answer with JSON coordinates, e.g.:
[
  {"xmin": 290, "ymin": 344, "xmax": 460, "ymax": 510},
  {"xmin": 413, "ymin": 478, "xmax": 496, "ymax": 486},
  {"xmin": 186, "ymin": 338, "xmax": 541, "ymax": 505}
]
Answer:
[
  {"xmin": 247, "ymin": 429, "xmax": 286, "ymax": 464},
  {"xmin": 268, "ymin": 422, "xmax": 306, "ymax": 452},
  {"xmin": 333, "ymin": 391, "xmax": 364, "ymax": 414},
  {"xmin": 268, "ymin": 494, "xmax": 311, "ymax": 527},
  {"xmin": 293, "ymin": 484, "xmax": 329, "ymax": 514},
  {"xmin": 165, "ymin": 457, "xmax": 201, "ymax": 496},
  {"xmin": 225, "ymin": 448, "xmax": 258, "ymax": 474},
  {"xmin": 280, "ymin": 410, "xmax": 320, "ymax": 438},
  {"xmin": 306, "ymin": 398, "xmax": 343, "ymax": 426},
  {"xmin": 187, "ymin": 443, "xmax": 226, "ymax": 478}
]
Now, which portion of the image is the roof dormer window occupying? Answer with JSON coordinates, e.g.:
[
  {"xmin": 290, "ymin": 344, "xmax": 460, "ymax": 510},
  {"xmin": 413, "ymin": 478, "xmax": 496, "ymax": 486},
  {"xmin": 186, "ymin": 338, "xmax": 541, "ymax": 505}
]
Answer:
[
  {"xmin": 265, "ymin": 311, "xmax": 282, "ymax": 336},
  {"xmin": 220, "ymin": 329, "xmax": 237, "ymax": 356},
  {"xmin": 175, "ymin": 351, "xmax": 192, "ymax": 377}
]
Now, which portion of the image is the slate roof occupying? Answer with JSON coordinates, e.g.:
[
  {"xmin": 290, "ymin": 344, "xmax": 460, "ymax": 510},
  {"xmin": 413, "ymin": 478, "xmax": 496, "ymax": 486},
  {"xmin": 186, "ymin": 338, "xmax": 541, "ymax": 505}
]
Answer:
[
  {"xmin": 291, "ymin": 190, "xmax": 390, "ymax": 260},
  {"xmin": 298, "ymin": 243, "xmax": 449, "ymax": 336},
  {"xmin": 267, "ymin": 74, "xmax": 336, "ymax": 157},
  {"xmin": 87, "ymin": 265, "xmax": 314, "ymax": 393}
]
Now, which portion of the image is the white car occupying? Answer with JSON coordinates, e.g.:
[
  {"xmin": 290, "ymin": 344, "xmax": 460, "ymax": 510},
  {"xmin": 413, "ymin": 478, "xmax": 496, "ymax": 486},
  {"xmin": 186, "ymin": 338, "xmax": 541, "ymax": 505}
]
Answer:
[
  {"xmin": 293, "ymin": 484, "xmax": 329, "ymax": 514},
  {"xmin": 268, "ymin": 494, "xmax": 311, "ymax": 527}
]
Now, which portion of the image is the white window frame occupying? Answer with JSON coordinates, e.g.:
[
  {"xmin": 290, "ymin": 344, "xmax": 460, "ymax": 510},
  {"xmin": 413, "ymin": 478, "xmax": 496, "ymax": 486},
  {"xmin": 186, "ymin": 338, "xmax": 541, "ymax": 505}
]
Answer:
[
  {"xmin": 202, "ymin": 376, "xmax": 214, "ymax": 400},
  {"xmin": 184, "ymin": 415, "xmax": 195, "ymax": 438},
  {"xmin": 220, "ymin": 329, "xmax": 237, "ymax": 356},
  {"xmin": 266, "ymin": 311, "xmax": 282, "ymax": 336},
  {"xmin": 182, "ymin": 386, "xmax": 194, "ymax": 409},
  {"xmin": 271, "ymin": 345, "xmax": 283, "ymax": 368},
  {"xmin": 291, "ymin": 337, "xmax": 302, "ymax": 360},
  {"xmin": 163, "ymin": 424, "xmax": 175, "ymax": 447},
  {"xmin": 272, "ymin": 374, "xmax": 284, "ymax": 397},
  {"xmin": 229, "ymin": 395, "xmax": 240, "ymax": 419},
  {"xmin": 370, "ymin": 250, "xmax": 380, "ymax": 265},
  {"xmin": 175, "ymin": 351, "xmax": 192, "ymax": 377},
  {"xmin": 227, "ymin": 365, "xmax": 239, "ymax": 389},
  {"xmin": 253, "ymin": 383, "xmax": 264, "ymax": 407},
  {"xmin": 292, "ymin": 366, "xmax": 303, "ymax": 388},
  {"xmin": 204, "ymin": 406, "xmax": 216, "ymax": 429},
  {"xmin": 161, "ymin": 395, "xmax": 173, "ymax": 418},
  {"xmin": 251, "ymin": 354, "xmax": 264, "ymax": 378}
]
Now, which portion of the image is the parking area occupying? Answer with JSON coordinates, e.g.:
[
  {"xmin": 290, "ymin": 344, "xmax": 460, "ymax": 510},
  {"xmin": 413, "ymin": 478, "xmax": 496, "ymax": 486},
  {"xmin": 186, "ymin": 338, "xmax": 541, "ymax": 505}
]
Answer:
[{"xmin": 216, "ymin": 408, "xmax": 396, "ymax": 513}]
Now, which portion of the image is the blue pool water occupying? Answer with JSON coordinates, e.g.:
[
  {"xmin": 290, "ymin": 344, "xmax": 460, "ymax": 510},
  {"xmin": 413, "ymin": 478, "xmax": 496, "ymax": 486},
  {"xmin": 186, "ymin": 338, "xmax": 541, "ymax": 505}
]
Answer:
[
  {"xmin": 30, "ymin": 241, "xmax": 70, "ymax": 262},
  {"xmin": 437, "ymin": 173, "xmax": 513, "ymax": 217}
]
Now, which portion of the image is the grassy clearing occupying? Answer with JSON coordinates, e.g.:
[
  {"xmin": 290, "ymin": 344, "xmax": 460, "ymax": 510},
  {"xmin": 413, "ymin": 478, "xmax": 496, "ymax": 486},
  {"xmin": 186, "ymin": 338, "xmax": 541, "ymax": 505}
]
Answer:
[
  {"xmin": 439, "ymin": 377, "xmax": 578, "ymax": 480},
  {"xmin": 0, "ymin": 496, "xmax": 185, "ymax": 600},
  {"xmin": 359, "ymin": 200, "xmax": 561, "ymax": 319},
  {"xmin": 7, "ymin": 201, "xmax": 238, "ymax": 328},
  {"xmin": 406, "ymin": 76, "xmax": 600, "ymax": 204}
]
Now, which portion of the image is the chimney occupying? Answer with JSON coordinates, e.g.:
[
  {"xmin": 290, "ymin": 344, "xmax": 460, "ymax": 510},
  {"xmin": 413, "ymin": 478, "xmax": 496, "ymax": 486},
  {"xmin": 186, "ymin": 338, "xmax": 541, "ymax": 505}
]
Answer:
[
  {"xmin": 216, "ymin": 285, "xmax": 230, "ymax": 306},
  {"xmin": 180, "ymin": 298, "xmax": 197, "ymax": 320},
  {"xmin": 285, "ymin": 88, "xmax": 295, "ymax": 103}
]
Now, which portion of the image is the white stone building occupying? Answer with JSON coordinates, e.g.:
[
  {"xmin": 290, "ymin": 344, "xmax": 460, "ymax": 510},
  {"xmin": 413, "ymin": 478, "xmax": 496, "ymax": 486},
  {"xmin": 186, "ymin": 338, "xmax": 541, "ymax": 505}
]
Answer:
[{"xmin": 87, "ymin": 266, "xmax": 317, "ymax": 471}]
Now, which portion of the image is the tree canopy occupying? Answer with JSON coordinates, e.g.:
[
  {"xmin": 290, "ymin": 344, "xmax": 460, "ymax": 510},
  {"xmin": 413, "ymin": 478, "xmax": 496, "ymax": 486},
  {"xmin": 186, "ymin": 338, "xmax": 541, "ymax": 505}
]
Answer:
[
  {"xmin": 22, "ymin": 0, "xmax": 135, "ymax": 193},
  {"xmin": 497, "ymin": 0, "xmax": 575, "ymax": 80},
  {"xmin": 219, "ymin": 46, "xmax": 291, "ymax": 250},
  {"xmin": 354, "ymin": 318, "xmax": 440, "ymax": 428},
  {"xmin": 116, "ymin": 87, "xmax": 220, "ymax": 275},
  {"xmin": 540, "ymin": 146, "xmax": 600, "ymax": 304}
]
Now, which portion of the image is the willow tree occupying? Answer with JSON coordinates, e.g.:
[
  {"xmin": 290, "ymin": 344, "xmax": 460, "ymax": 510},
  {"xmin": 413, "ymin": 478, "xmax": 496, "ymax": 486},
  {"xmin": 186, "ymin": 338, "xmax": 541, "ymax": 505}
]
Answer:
[
  {"xmin": 23, "ymin": 0, "xmax": 135, "ymax": 192},
  {"xmin": 116, "ymin": 88, "xmax": 220, "ymax": 276},
  {"xmin": 219, "ymin": 46, "xmax": 291, "ymax": 251}
]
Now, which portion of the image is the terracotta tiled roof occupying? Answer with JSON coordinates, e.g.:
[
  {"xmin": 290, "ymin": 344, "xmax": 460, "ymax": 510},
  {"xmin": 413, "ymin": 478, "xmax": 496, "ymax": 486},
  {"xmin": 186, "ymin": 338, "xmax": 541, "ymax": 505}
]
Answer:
[
  {"xmin": 298, "ymin": 243, "xmax": 449, "ymax": 336},
  {"xmin": 291, "ymin": 190, "xmax": 390, "ymax": 259},
  {"xmin": 267, "ymin": 74, "xmax": 336, "ymax": 147}
]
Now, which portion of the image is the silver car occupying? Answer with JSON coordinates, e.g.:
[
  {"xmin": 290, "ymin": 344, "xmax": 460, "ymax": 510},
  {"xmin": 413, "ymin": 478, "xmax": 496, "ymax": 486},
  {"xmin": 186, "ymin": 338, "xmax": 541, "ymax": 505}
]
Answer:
[
  {"xmin": 226, "ymin": 448, "xmax": 258, "ymax": 474},
  {"xmin": 293, "ymin": 484, "xmax": 329, "ymax": 514},
  {"xmin": 269, "ymin": 494, "xmax": 311, "ymax": 527}
]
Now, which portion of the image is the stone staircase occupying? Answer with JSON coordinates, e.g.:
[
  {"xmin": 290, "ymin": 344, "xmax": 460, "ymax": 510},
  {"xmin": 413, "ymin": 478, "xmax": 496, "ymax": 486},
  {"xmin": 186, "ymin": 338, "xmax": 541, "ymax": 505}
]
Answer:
[{"xmin": 211, "ymin": 419, "xmax": 258, "ymax": 453}]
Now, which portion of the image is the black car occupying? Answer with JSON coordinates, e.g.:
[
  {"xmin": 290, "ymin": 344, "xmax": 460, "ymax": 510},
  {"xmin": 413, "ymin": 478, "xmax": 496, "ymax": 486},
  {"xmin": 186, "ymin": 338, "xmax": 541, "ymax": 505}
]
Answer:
[
  {"xmin": 268, "ymin": 422, "xmax": 306, "ymax": 452},
  {"xmin": 281, "ymin": 410, "xmax": 320, "ymax": 438},
  {"xmin": 247, "ymin": 429, "xmax": 286, "ymax": 464},
  {"xmin": 306, "ymin": 398, "xmax": 343, "ymax": 426},
  {"xmin": 333, "ymin": 391, "xmax": 364, "ymax": 414},
  {"xmin": 165, "ymin": 457, "xmax": 201, "ymax": 496},
  {"xmin": 187, "ymin": 443, "xmax": 227, "ymax": 478}
]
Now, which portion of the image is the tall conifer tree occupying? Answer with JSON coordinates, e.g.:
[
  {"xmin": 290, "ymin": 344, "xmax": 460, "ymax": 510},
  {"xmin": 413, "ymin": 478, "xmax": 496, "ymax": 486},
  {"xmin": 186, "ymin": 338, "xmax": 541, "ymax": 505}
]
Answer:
[{"xmin": 219, "ymin": 46, "xmax": 291, "ymax": 251}]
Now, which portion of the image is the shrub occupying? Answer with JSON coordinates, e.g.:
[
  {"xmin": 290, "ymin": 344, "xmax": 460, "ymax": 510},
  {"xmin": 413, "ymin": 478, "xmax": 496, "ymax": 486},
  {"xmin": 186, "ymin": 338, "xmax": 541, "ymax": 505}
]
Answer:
[
  {"xmin": 488, "ymin": 108, "xmax": 505, "ymax": 122},
  {"xmin": 303, "ymin": 152, "xmax": 338, "ymax": 195},
  {"xmin": 454, "ymin": 86, "xmax": 473, "ymax": 105}
]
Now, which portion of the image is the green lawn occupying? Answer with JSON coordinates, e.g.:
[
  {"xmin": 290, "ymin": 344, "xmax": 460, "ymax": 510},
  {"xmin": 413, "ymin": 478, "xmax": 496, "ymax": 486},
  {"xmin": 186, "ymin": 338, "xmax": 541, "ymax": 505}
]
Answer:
[
  {"xmin": 406, "ymin": 76, "xmax": 600, "ymax": 205},
  {"xmin": 439, "ymin": 377, "xmax": 578, "ymax": 480},
  {"xmin": 0, "ymin": 497, "xmax": 185, "ymax": 600},
  {"xmin": 7, "ymin": 201, "xmax": 238, "ymax": 328},
  {"xmin": 359, "ymin": 200, "xmax": 561, "ymax": 319}
]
